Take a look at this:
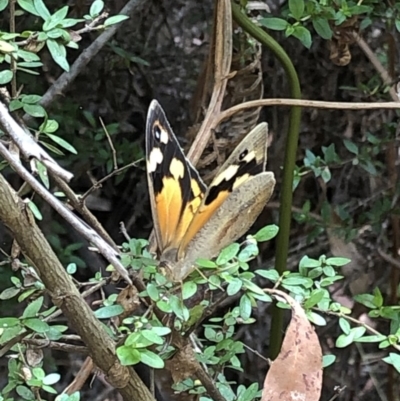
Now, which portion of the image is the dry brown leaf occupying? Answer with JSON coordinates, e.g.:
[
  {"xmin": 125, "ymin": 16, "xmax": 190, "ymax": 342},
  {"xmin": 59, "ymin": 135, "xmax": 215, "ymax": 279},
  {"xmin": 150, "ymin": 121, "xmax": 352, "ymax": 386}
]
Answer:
[{"xmin": 262, "ymin": 290, "xmax": 323, "ymax": 401}]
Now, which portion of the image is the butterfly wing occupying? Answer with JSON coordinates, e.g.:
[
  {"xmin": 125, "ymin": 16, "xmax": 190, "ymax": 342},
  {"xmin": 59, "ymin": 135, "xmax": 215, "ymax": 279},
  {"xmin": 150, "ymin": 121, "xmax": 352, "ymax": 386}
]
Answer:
[
  {"xmin": 170, "ymin": 123, "xmax": 275, "ymax": 281},
  {"xmin": 146, "ymin": 100, "xmax": 206, "ymax": 255}
]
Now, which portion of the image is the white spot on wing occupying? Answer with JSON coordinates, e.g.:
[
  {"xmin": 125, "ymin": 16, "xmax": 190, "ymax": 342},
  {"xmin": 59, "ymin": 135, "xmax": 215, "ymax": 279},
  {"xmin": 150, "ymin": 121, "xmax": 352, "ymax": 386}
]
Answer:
[
  {"xmin": 160, "ymin": 128, "xmax": 169, "ymax": 144},
  {"xmin": 148, "ymin": 148, "xmax": 163, "ymax": 172},
  {"xmin": 170, "ymin": 158, "xmax": 185, "ymax": 179},
  {"xmin": 213, "ymin": 165, "xmax": 239, "ymax": 186}
]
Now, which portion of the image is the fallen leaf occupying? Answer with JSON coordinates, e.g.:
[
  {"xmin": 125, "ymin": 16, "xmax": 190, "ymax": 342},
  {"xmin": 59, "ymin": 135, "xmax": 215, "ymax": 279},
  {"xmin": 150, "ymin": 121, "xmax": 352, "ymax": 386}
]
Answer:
[{"xmin": 262, "ymin": 290, "xmax": 323, "ymax": 401}]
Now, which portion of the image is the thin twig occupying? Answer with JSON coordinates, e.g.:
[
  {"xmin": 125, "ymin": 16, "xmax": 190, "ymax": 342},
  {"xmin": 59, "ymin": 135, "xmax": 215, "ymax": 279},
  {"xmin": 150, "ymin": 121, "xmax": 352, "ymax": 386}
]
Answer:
[
  {"xmin": 75, "ymin": 12, "xmax": 109, "ymax": 35},
  {"xmin": 99, "ymin": 117, "xmax": 118, "ymax": 170},
  {"xmin": 80, "ymin": 159, "xmax": 142, "ymax": 201},
  {"xmin": 0, "ymin": 142, "xmax": 132, "ymax": 284},
  {"xmin": 216, "ymin": 98, "xmax": 400, "ymax": 127}
]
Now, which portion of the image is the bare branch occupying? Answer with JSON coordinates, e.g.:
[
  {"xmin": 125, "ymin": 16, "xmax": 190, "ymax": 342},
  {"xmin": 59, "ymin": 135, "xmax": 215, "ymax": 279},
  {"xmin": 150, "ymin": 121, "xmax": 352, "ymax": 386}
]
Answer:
[
  {"xmin": 0, "ymin": 173, "xmax": 155, "ymax": 401},
  {"xmin": 0, "ymin": 101, "xmax": 73, "ymax": 181},
  {"xmin": 0, "ymin": 141, "xmax": 132, "ymax": 285}
]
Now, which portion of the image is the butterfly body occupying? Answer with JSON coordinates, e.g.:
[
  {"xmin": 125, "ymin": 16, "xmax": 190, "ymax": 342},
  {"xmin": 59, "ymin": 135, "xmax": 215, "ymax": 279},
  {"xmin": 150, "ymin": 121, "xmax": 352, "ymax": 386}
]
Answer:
[{"xmin": 146, "ymin": 100, "xmax": 275, "ymax": 282}]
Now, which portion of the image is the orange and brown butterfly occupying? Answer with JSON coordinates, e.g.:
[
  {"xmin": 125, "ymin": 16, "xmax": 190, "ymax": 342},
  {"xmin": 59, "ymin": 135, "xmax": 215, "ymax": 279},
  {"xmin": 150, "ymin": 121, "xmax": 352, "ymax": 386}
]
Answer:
[{"xmin": 146, "ymin": 100, "xmax": 275, "ymax": 282}]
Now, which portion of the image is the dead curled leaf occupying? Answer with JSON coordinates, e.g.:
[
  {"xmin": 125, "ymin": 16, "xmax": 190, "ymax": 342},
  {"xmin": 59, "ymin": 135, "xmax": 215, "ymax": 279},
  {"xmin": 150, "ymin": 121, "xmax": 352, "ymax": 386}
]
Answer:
[{"xmin": 262, "ymin": 290, "xmax": 323, "ymax": 401}]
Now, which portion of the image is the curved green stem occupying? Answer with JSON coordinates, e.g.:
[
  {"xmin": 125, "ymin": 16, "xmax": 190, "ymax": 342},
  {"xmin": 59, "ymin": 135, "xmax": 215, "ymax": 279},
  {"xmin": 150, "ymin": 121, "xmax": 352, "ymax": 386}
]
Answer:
[{"xmin": 231, "ymin": 1, "xmax": 302, "ymax": 359}]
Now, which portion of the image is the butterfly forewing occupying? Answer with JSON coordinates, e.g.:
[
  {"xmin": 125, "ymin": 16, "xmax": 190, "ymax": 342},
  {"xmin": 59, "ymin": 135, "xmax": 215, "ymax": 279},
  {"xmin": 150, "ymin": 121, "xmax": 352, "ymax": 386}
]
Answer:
[
  {"xmin": 146, "ymin": 100, "xmax": 206, "ymax": 253},
  {"xmin": 177, "ymin": 123, "xmax": 269, "ymax": 258}
]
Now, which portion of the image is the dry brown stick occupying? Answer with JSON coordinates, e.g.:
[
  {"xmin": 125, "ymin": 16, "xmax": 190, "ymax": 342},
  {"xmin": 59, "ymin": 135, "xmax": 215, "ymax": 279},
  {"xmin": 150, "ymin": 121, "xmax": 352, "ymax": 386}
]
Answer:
[
  {"xmin": 217, "ymin": 98, "xmax": 400, "ymax": 126},
  {"xmin": 186, "ymin": 0, "xmax": 232, "ymax": 166},
  {"xmin": 0, "ymin": 173, "xmax": 155, "ymax": 401},
  {"xmin": 352, "ymin": 32, "xmax": 398, "ymax": 101}
]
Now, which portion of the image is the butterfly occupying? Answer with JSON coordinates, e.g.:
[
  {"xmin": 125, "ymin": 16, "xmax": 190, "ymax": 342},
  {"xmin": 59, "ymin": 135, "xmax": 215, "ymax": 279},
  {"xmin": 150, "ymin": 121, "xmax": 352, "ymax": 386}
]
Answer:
[{"xmin": 146, "ymin": 100, "xmax": 275, "ymax": 282}]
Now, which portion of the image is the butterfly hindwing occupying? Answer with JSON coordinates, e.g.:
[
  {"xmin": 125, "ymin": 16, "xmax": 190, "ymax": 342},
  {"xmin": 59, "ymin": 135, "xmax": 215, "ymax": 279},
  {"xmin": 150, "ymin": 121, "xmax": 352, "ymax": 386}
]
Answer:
[
  {"xmin": 173, "ymin": 171, "xmax": 276, "ymax": 280},
  {"xmin": 177, "ymin": 123, "xmax": 271, "ymax": 259},
  {"xmin": 146, "ymin": 100, "xmax": 206, "ymax": 254}
]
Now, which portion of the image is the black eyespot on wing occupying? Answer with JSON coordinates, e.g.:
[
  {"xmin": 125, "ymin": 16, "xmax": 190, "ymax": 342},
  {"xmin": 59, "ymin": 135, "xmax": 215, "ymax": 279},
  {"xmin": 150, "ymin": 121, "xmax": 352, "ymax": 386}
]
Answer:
[
  {"xmin": 239, "ymin": 149, "xmax": 249, "ymax": 160},
  {"xmin": 154, "ymin": 124, "xmax": 162, "ymax": 141}
]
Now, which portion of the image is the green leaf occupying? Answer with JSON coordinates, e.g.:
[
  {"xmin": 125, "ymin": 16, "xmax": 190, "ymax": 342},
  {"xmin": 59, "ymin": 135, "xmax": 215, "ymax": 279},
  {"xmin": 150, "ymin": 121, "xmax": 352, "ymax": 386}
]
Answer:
[
  {"xmin": 354, "ymin": 293, "xmax": 376, "ymax": 309},
  {"xmin": 0, "ymin": 317, "xmax": 20, "ymax": 327},
  {"xmin": 40, "ymin": 119, "xmax": 59, "ymax": 133},
  {"xmin": 289, "ymin": 0, "xmax": 304, "ymax": 20},
  {"xmin": 117, "ymin": 345, "xmax": 141, "ymax": 365},
  {"xmin": 322, "ymin": 354, "xmax": 336, "ymax": 367},
  {"xmin": 182, "ymin": 281, "xmax": 197, "ymax": 300},
  {"xmin": 0, "ymin": 70, "xmax": 13, "ymax": 84},
  {"xmin": 383, "ymin": 353, "xmax": 400, "ymax": 374},
  {"xmin": 36, "ymin": 161, "xmax": 49, "ymax": 189},
  {"xmin": 299, "ymin": 255, "xmax": 320, "ymax": 268},
  {"xmin": 22, "ymin": 296, "xmax": 44, "ymax": 319},
  {"xmin": 0, "ymin": 0, "xmax": 8, "ymax": 12},
  {"xmin": 45, "ymin": 133, "xmax": 77, "ymax": 154},
  {"xmin": 282, "ymin": 275, "xmax": 313, "ymax": 287},
  {"xmin": 141, "ymin": 329, "xmax": 164, "ymax": 345},
  {"xmin": 146, "ymin": 283, "xmax": 159, "ymax": 301},
  {"xmin": 9, "ymin": 99, "xmax": 23, "ymax": 111},
  {"xmin": 306, "ymin": 311, "xmax": 326, "ymax": 326},
  {"xmin": 28, "ymin": 200, "xmax": 43, "ymax": 220},
  {"xmin": 351, "ymin": 326, "xmax": 366, "ymax": 340},
  {"xmin": 0, "ymin": 287, "xmax": 21, "ymax": 300},
  {"xmin": 239, "ymin": 294, "xmax": 252, "ymax": 320},
  {"xmin": 356, "ymin": 334, "xmax": 387, "ymax": 343},
  {"xmin": 372, "ymin": 287, "xmax": 383, "ymax": 308},
  {"xmin": 43, "ymin": 6, "xmax": 69, "ymax": 31},
  {"xmin": 23, "ymin": 103, "xmax": 46, "ymax": 117},
  {"xmin": 254, "ymin": 224, "xmax": 279, "ymax": 242},
  {"xmin": 169, "ymin": 295, "xmax": 189, "ymax": 321},
  {"xmin": 291, "ymin": 26, "xmax": 312, "ymax": 49},
  {"xmin": 34, "ymin": 0, "xmax": 50, "ymax": 19},
  {"xmin": 46, "ymin": 39, "xmax": 69, "ymax": 71},
  {"xmin": 343, "ymin": 139, "xmax": 358, "ymax": 155},
  {"xmin": 217, "ymin": 243, "xmax": 240, "ymax": 264},
  {"xmin": 47, "ymin": 28, "xmax": 67, "ymax": 39},
  {"xmin": 312, "ymin": 18, "xmax": 332, "ymax": 39},
  {"xmin": 21, "ymin": 94, "xmax": 42, "ymax": 104},
  {"xmin": 23, "ymin": 318, "xmax": 49, "ymax": 332},
  {"xmin": 255, "ymin": 269, "xmax": 279, "ymax": 282},
  {"xmin": 227, "ymin": 278, "xmax": 242, "ymax": 296},
  {"xmin": 395, "ymin": 19, "xmax": 400, "ymax": 33},
  {"xmin": 66, "ymin": 263, "xmax": 77, "ymax": 274},
  {"xmin": 196, "ymin": 258, "xmax": 217, "ymax": 268},
  {"xmin": 94, "ymin": 305, "xmax": 124, "ymax": 319},
  {"xmin": 150, "ymin": 326, "xmax": 171, "ymax": 336},
  {"xmin": 259, "ymin": 17, "xmax": 288, "ymax": 31},
  {"xmin": 43, "ymin": 373, "xmax": 60, "ymax": 385},
  {"xmin": 326, "ymin": 257, "xmax": 351, "ymax": 266},
  {"xmin": 90, "ymin": 0, "xmax": 104, "ymax": 17},
  {"xmin": 104, "ymin": 15, "xmax": 129, "ymax": 26},
  {"xmin": 125, "ymin": 332, "xmax": 153, "ymax": 348},
  {"xmin": 139, "ymin": 349, "xmax": 164, "ymax": 368},
  {"xmin": 304, "ymin": 289, "xmax": 325, "ymax": 309},
  {"xmin": 16, "ymin": 385, "xmax": 34, "ymax": 400},
  {"xmin": 59, "ymin": 18, "xmax": 83, "ymax": 28},
  {"xmin": 17, "ymin": 0, "xmax": 40, "ymax": 16},
  {"xmin": 339, "ymin": 317, "xmax": 350, "ymax": 334},
  {"xmin": 156, "ymin": 300, "xmax": 172, "ymax": 313}
]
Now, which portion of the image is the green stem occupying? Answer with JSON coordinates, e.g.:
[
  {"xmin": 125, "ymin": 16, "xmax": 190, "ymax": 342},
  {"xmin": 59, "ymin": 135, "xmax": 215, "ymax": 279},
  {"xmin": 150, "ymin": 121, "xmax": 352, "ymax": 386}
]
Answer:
[{"xmin": 231, "ymin": 1, "xmax": 302, "ymax": 359}]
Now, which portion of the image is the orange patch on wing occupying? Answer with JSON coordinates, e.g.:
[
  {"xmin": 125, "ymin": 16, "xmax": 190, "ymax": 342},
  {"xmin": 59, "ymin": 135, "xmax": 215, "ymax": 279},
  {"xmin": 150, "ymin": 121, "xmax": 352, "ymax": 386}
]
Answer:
[
  {"xmin": 178, "ymin": 188, "xmax": 231, "ymax": 258},
  {"xmin": 156, "ymin": 177, "xmax": 184, "ymax": 250}
]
